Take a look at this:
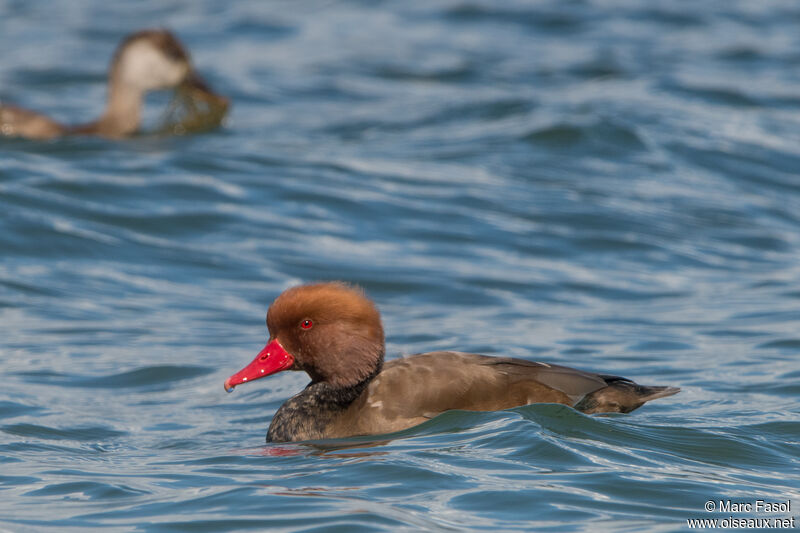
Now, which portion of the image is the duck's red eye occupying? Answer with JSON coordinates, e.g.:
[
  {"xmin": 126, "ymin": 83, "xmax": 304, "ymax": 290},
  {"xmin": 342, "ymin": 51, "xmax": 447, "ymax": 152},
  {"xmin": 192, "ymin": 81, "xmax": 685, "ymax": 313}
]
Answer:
[{"xmin": 300, "ymin": 319, "xmax": 313, "ymax": 330}]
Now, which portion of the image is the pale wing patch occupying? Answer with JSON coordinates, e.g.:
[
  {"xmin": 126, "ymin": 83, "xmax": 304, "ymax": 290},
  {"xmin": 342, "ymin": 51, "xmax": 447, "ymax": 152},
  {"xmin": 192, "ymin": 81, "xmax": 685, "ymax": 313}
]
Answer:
[{"xmin": 366, "ymin": 378, "xmax": 383, "ymax": 408}]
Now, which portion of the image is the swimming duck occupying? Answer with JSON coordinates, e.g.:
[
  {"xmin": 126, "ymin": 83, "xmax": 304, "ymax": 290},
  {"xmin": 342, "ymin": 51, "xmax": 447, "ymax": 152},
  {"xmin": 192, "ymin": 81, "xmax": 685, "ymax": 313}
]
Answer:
[
  {"xmin": 0, "ymin": 29, "xmax": 227, "ymax": 140},
  {"xmin": 224, "ymin": 282, "xmax": 680, "ymax": 443}
]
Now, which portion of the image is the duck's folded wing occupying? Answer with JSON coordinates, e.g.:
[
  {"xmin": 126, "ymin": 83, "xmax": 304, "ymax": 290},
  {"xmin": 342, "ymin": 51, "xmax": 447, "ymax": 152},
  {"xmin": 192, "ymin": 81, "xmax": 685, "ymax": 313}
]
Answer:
[{"xmin": 480, "ymin": 357, "xmax": 608, "ymax": 403}]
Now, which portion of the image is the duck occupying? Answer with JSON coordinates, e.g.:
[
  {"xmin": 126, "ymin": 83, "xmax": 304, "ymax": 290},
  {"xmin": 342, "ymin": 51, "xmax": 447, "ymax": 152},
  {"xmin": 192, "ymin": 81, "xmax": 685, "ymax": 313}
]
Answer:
[
  {"xmin": 224, "ymin": 282, "xmax": 680, "ymax": 443},
  {"xmin": 0, "ymin": 29, "xmax": 227, "ymax": 140}
]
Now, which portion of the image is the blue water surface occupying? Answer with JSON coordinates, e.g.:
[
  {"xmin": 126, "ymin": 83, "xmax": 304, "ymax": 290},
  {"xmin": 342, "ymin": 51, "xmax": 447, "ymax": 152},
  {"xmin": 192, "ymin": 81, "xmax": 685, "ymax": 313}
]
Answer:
[{"xmin": 1, "ymin": 1, "xmax": 799, "ymax": 531}]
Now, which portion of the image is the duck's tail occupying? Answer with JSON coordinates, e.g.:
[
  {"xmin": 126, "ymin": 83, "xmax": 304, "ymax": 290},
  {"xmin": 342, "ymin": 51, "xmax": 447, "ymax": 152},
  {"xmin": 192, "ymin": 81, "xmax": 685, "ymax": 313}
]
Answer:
[{"xmin": 574, "ymin": 375, "xmax": 680, "ymax": 414}]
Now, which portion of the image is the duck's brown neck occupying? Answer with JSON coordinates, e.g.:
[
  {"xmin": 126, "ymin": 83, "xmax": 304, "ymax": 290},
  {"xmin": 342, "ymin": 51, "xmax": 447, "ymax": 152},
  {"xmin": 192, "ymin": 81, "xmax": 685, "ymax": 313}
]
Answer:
[
  {"xmin": 71, "ymin": 82, "xmax": 143, "ymax": 138},
  {"xmin": 267, "ymin": 362, "xmax": 382, "ymax": 443},
  {"xmin": 99, "ymin": 82, "xmax": 144, "ymax": 136}
]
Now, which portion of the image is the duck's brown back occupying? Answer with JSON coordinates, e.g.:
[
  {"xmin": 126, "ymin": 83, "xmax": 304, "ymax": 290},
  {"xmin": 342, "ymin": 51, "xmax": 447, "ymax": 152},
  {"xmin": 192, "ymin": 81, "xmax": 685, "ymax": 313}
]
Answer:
[
  {"xmin": 327, "ymin": 351, "xmax": 676, "ymax": 439},
  {"xmin": 0, "ymin": 105, "xmax": 66, "ymax": 140}
]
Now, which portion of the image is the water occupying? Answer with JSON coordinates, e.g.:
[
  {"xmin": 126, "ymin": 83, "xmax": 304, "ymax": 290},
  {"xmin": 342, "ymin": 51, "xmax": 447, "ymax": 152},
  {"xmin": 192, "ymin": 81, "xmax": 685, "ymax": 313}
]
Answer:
[{"xmin": 1, "ymin": 1, "xmax": 799, "ymax": 531}]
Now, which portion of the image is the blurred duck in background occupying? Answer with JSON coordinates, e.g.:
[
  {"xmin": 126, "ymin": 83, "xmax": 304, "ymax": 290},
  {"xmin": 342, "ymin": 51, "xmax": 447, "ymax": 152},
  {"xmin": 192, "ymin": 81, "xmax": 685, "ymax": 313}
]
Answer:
[{"xmin": 0, "ymin": 29, "xmax": 229, "ymax": 140}]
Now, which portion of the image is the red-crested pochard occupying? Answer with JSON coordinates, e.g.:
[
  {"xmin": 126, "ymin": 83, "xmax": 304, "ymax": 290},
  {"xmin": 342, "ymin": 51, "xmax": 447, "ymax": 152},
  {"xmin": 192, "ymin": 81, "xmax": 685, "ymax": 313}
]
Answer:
[
  {"xmin": 225, "ymin": 283, "xmax": 680, "ymax": 443},
  {"xmin": 0, "ymin": 29, "xmax": 228, "ymax": 140}
]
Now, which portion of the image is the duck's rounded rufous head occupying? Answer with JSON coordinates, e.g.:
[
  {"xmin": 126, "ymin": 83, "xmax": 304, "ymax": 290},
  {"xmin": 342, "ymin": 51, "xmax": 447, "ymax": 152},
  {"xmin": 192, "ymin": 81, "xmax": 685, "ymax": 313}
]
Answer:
[
  {"xmin": 225, "ymin": 283, "xmax": 386, "ymax": 392},
  {"xmin": 111, "ymin": 29, "xmax": 199, "ymax": 92}
]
